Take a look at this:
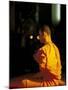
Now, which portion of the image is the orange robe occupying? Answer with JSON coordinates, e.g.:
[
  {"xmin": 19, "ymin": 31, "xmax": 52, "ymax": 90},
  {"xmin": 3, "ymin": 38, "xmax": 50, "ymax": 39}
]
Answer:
[
  {"xmin": 33, "ymin": 42, "xmax": 62, "ymax": 86},
  {"xmin": 10, "ymin": 42, "xmax": 64, "ymax": 88}
]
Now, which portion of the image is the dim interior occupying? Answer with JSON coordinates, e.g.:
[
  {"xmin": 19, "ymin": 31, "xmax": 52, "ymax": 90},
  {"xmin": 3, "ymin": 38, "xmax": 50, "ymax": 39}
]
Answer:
[{"xmin": 10, "ymin": 1, "xmax": 66, "ymax": 87}]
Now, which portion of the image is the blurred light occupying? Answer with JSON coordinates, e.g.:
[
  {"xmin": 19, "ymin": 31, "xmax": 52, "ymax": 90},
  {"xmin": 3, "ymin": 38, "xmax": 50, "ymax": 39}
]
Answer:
[
  {"xmin": 37, "ymin": 35, "xmax": 40, "ymax": 40},
  {"xmin": 35, "ymin": 4, "xmax": 39, "ymax": 23},
  {"xmin": 29, "ymin": 35, "xmax": 33, "ymax": 39},
  {"xmin": 52, "ymin": 4, "xmax": 61, "ymax": 25}
]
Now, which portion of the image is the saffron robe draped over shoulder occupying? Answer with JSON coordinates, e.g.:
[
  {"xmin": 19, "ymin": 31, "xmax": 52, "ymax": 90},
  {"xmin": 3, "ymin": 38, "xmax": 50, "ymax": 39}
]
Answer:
[
  {"xmin": 10, "ymin": 42, "xmax": 64, "ymax": 88},
  {"xmin": 33, "ymin": 42, "xmax": 62, "ymax": 86}
]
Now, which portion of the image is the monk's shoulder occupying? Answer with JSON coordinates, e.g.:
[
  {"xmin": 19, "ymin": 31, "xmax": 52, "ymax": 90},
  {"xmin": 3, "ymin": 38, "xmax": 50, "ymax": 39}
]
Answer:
[{"xmin": 40, "ymin": 43, "xmax": 51, "ymax": 52}]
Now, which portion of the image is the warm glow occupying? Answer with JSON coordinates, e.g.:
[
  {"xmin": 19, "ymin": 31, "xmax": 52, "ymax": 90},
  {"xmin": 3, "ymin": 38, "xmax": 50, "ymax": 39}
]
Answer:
[
  {"xmin": 37, "ymin": 35, "xmax": 40, "ymax": 40},
  {"xmin": 29, "ymin": 35, "xmax": 33, "ymax": 39}
]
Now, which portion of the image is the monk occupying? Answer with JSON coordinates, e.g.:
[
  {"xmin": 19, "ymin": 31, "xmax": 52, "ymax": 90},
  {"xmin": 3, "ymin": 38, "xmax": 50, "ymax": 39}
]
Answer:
[
  {"xmin": 33, "ymin": 25, "xmax": 64, "ymax": 86},
  {"xmin": 10, "ymin": 25, "xmax": 64, "ymax": 88}
]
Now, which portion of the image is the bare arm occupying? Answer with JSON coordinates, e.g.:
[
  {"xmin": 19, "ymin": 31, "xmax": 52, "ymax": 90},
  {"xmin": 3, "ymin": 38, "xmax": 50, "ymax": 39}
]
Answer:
[{"xmin": 33, "ymin": 49, "xmax": 47, "ymax": 67}]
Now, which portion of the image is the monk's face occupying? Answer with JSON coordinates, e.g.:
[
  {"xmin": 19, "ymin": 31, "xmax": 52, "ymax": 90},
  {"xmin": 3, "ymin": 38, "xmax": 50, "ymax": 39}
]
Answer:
[{"xmin": 39, "ymin": 31, "xmax": 49, "ymax": 44}]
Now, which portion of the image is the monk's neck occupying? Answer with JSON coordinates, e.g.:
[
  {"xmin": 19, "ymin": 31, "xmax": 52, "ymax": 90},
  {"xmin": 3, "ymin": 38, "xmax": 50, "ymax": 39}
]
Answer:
[{"xmin": 44, "ymin": 37, "xmax": 52, "ymax": 44}]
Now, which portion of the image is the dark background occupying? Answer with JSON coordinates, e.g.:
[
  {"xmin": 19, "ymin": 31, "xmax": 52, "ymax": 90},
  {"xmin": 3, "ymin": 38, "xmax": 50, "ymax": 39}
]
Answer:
[{"xmin": 9, "ymin": 1, "xmax": 66, "ymax": 82}]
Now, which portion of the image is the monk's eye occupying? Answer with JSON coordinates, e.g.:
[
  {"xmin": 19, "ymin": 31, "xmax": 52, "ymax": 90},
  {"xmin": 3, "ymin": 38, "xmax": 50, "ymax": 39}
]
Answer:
[{"xmin": 29, "ymin": 35, "xmax": 33, "ymax": 39}]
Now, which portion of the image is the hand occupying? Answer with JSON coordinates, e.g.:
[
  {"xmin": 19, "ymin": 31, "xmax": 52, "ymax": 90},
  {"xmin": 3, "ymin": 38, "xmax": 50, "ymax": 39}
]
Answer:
[{"xmin": 40, "ymin": 63, "xmax": 46, "ymax": 70}]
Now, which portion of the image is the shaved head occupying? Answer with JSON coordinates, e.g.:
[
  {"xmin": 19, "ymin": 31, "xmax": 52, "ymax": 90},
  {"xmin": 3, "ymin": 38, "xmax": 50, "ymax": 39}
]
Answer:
[{"xmin": 39, "ymin": 25, "xmax": 51, "ymax": 36}]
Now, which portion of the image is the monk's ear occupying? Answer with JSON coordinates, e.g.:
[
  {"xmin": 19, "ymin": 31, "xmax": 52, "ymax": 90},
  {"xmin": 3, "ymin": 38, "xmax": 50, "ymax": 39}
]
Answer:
[
  {"xmin": 44, "ymin": 32, "xmax": 47, "ymax": 36},
  {"xmin": 42, "ymin": 31, "xmax": 45, "ymax": 35}
]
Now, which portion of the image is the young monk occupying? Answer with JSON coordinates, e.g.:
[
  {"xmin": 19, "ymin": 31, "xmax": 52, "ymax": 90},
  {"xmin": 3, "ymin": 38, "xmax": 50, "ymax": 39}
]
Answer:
[
  {"xmin": 10, "ymin": 25, "xmax": 64, "ymax": 88},
  {"xmin": 33, "ymin": 25, "xmax": 63, "ymax": 86}
]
